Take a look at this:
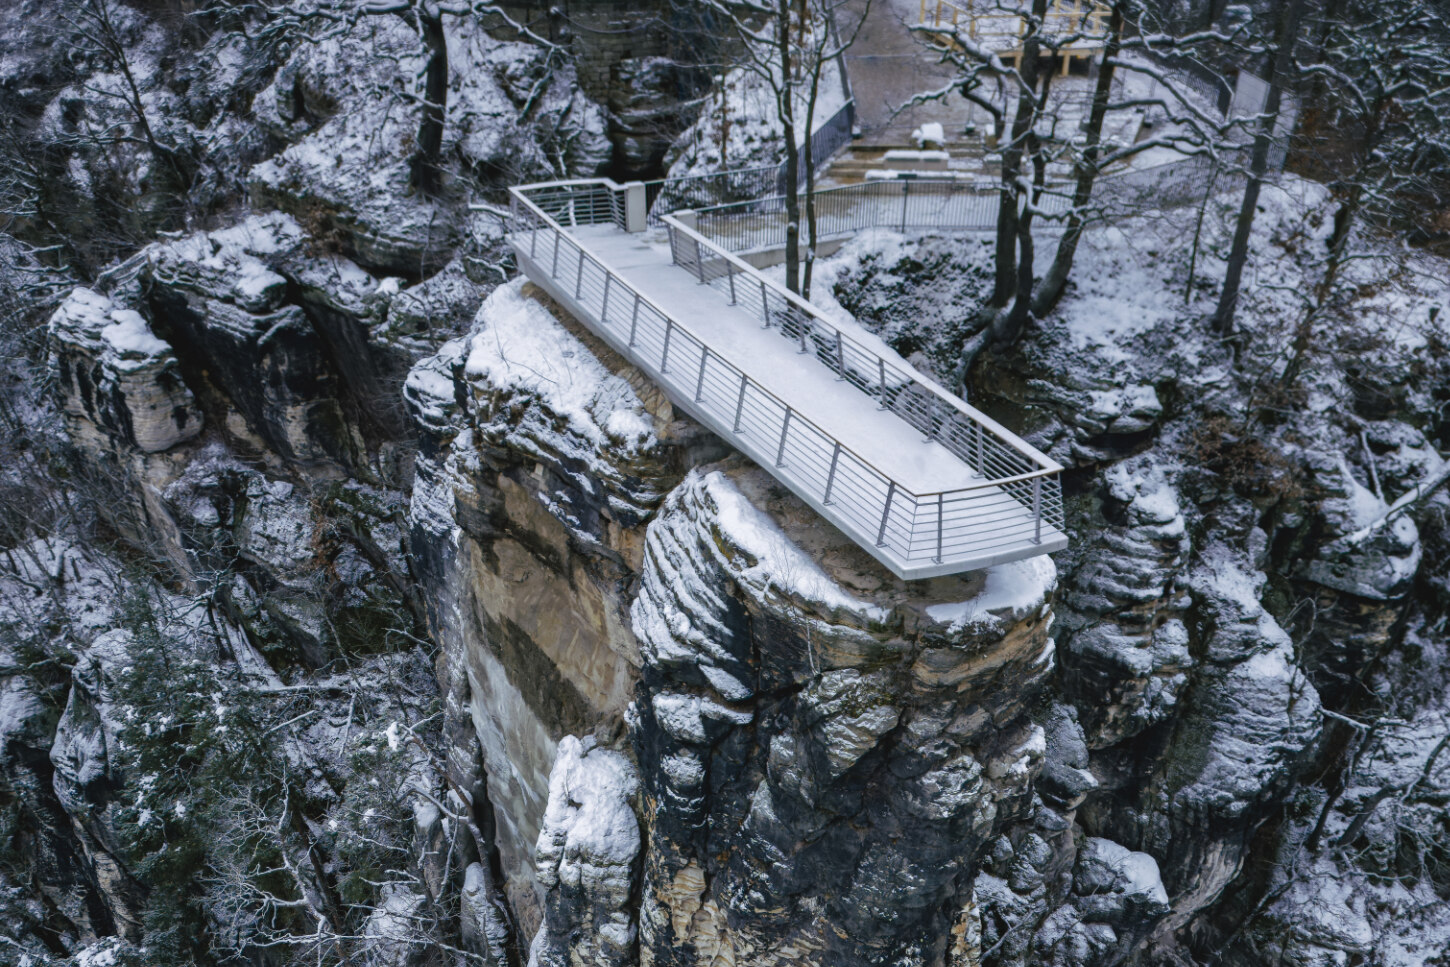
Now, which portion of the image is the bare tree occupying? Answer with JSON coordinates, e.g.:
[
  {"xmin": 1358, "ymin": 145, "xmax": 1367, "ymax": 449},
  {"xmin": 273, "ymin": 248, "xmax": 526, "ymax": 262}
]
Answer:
[
  {"xmin": 1276, "ymin": 0, "xmax": 1450, "ymax": 387},
  {"xmin": 688, "ymin": 0, "xmax": 867, "ymax": 294},
  {"xmin": 246, "ymin": 0, "xmax": 558, "ymax": 195},
  {"xmin": 917, "ymin": 0, "xmax": 1245, "ymax": 381},
  {"xmin": 1208, "ymin": 0, "xmax": 1305, "ymax": 337}
]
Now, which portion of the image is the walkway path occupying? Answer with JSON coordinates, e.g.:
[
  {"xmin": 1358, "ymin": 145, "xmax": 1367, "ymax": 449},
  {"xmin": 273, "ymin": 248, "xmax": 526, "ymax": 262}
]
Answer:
[{"xmin": 507, "ymin": 179, "xmax": 1067, "ymax": 579}]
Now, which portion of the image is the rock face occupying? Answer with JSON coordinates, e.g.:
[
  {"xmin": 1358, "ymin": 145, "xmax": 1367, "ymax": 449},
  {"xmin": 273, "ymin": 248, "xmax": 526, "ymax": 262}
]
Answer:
[
  {"xmin": 1056, "ymin": 458, "xmax": 1192, "ymax": 749},
  {"xmin": 530, "ymin": 736, "xmax": 641, "ymax": 967},
  {"xmin": 406, "ymin": 278, "xmax": 720, "ymax": 933},
  {"xmin": 406, "ymin": 277, "xmax": 1064, "ymax": 966},
  {"xmin": 629, "ymin": 470, "xmax": 1057, "ymax": 967}
]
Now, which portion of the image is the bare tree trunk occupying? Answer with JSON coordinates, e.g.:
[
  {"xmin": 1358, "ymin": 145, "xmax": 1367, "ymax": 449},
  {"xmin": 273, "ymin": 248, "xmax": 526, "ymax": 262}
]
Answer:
[
  {"xmin": 1209, "ymin": 0, "xmax": 1304, "ymax": 337},
  {"xmin": 1031, "ymin": 0, "xmax": 1125, "ymax": 318},
  {"xmin": 779, "ymin": 0, "xmax": 802, "ymax": 293},
  {"xmin": 987, "ymin": 0, "xmax": 1050, "ymax": 312},
  {"xmin": 994, "ymin": 71, "xmax": 1052, "ymax": 347},
  {"xmin": 1278, "ymin": 181, "xmax": 1360, "ymax": 389},
  {"xmin": 800, "ymin": 52, "xmax": 821, "ymax": 299},
  {"xmin": 409, "ymin": 4, "xmax": 448, "ymax": 195}
]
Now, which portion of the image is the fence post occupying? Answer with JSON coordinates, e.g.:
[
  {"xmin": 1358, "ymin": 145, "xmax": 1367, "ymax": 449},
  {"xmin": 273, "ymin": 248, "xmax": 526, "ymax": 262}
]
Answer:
[
  {"xmin": 530, "ymin": 212, "xmax": 538, "ymax": 259},
  {"xmin": 775, "ymin": 407, "xmax": 793, "ymax": 467},
  {"xmin": 694, "ymin": 347, "xmax": 710, "ymax": 402},
  {"xmin": 732, "ymin": 374, "xmax": 748, "ymax": 432},
  {"xmin": 623, "ymin": 181, "xmax": 647, "ymax": 233},
  {"xmin": 935, "ymin": 493, "xmax": 944, "ymax": 563},
  {"xmin": 877, "ymin": 358, "xmax": 888, "ymax": 409},
  {"xmin": 601, "ymin": 273, "xmax": 612, "ymax": 322},
  {"xmin": 835, "ymin": 332, "xmax": 845, "ymax": 380},
  {"xmin": 574, "ymin": 252, "xmax": 584, "ymax": 301},
  {"xmin": 694, "ymin": 236, "xmax": 707, "ymax": 284},
  {"xmin": 797, "ymin": 311, "xmax": 809, "ymax": 353},
  {"xmin": 876, "ymin": 481, "xmax": 897, "ymax": 547},
  {"xmin": 901, "ymin": 181, "xmax": 910, "ymax": 233},
  {"xmin": 668, "ymin": 225, "xmax": 678, "ymax": 265},
  {"xmin": 661, "ymin": 319, "xmax": 673, "ymax": 373},
  {"xmin": 551, "ymin": 231, "xmax": 560, "ymax": 277},
  {"xmin": 760, "ymin": 281, "xmax": 771, "ymax": 328},
  {"xmin": 628, "ymin": 294, "xmax": 641, "ymax": 348},
  {"xmin": 823, "ymin": 442, "xmax": 842, "ymax": 505},
  {"xmin": 727, "ymin": 261, "xmax": 737, "ymax": 305},
  {"xmin": 974, "ymin": 421, "xmax": 984, "ymax": 474},
  {"xmin": 1032, "ymin": 476, "xmax": 1042, "ymax": 544}
]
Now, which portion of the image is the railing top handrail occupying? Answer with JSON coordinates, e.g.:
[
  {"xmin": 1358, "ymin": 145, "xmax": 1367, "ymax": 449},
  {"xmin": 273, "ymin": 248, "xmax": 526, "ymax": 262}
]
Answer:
[
  {"xmin": 509, "ymin": 182, "xmax": 1059, "ymax": 503},
  {"xmin": 658, "ymin": 211, "xmax": 1061, "ymax": 474}
]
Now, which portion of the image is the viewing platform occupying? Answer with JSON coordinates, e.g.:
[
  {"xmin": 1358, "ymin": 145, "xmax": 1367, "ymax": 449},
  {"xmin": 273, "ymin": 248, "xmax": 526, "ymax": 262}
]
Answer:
[
  {"xmin": 505, "ymin": 177, "xmax": 1066, "ymax": 579},
  {"xmin": 918, "ymin": 0, "xmax": 1111, "ymax": 73}
]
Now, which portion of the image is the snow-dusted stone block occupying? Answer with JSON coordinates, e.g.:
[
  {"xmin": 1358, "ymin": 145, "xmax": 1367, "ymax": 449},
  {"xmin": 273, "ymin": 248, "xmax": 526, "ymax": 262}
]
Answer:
[{"xmin": 49, "ymin": 287, "xmax": 202, "ymax": 454}]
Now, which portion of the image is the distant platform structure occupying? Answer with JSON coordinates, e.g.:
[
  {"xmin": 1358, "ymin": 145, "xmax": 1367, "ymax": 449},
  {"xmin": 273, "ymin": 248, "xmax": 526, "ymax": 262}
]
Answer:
[{"xmin": 919, "ymin": 0, "xmax": 1111, "ymax": 74}]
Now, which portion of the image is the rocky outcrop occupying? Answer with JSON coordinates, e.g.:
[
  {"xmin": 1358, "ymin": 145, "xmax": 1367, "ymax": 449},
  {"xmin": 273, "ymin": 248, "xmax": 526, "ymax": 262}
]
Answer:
[
  {"xmin": 530, "ymin": 736, "xmax": 641, "ymax": 967},
  {"xmin": 1056, "ymin": 458, "xmax": 1192, "ymax": 748},
  {"xmin": 249, "ymin": 16, "xmax": 609, "ymax": 276},
  {"xmin": 406, "ymin": 277, "xmax": 1067, "ymax": 965},
  {"xmin": 630, "ymin": 468, "xmax": 1058, "ymax": 967},
  {"xmin": 1286, "ymin": 452, "xmax": 1423, "ymax": 701},
  {"xmin": 406, "ymin": 278, "xmax": 720, "ymax": 933},
  {"xmin": 50, "ymin": 288, "xmax": 203, "ymax": 457}
]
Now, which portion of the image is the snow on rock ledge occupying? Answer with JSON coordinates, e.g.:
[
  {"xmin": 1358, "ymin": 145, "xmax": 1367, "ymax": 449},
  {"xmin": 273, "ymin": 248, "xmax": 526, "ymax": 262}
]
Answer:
[{"xmin": 50, "ymin": 287, "xmax": 202, "ymax": 455}]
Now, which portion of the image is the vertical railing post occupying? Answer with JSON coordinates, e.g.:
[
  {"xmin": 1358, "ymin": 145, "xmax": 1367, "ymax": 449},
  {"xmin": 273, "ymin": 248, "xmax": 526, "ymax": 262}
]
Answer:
[
  {"xmin": 935, "ymin": 493, "xmax": 944, "ymax": 563},
  {"xmin": 1032, "ymin": 476, "xmax": 1043, "ymax": 544},
  {"xmin": 727, "ymin": 261, "xmax": 737, "ymax": 304},
  {"xmin": 877, "ymin": 358, "xmax": 888, "ymax": 409},
  {"xmin": 901, "ymin": 180, "xmax": 910, "ymax": 233},
  {"xmin": 974, "ymin": 421, "xmax": 984, "ymax": 474},
  {"xmin": 797, "ymin": 310, "xmax": 808, "ymax": 353},
  {"xmin": 694, "ymin": 236, "xmax": 707, "ymax": 284},
  {"xmin": 835, "ymin": 332, "xmax": 845, "ymax": 380},
  {"xmin": 694, "ymin": 347, "xmax": 710, "ymax": 402},
  {"xmin": 732, "ymin": 373, "xmax": 748, "ymax": 432},
  {"xmin": 529, "ymin": 210, "xmax": 538, "ymax": 259},
  {"xmin": 775, "ymin": 407, "xmax": 793, "ymax": 467},
  {"xmin": 574, "ymin": 252, "xmax": 584, "ymax": 301},
  {"xmin": 628, "ymin": 294, "xmax": 641, "ymax": 349},
  {"xmin": 551, "ymin": 231, "xmax": 560, "ymax": 277},
  {"xmin": 876, "ymin": 481, "xmax": 897, "ymax": 547},
  {"xmin": 668, "ymin": 225, "xmax": 679, "ymax": 265},
  {"xmin": 823, "ymin": 442, "xmax": 842, "ymax": 505},
  {"xmin": 760, "ymin": 281, "xmax": 771, "ymax": 328},
  {"xmin": 601, "ymin": 273, "xmax": 612, "ymax": 323},
  {"xmin": 661, "ymin": 319, "xmax": 673, "ymax": 373}
]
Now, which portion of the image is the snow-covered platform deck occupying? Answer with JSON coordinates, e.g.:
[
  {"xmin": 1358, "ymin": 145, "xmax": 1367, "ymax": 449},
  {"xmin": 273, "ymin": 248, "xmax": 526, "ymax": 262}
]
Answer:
[{"xmin": 506, "ymin": 179, "xmax": 1066, "ymax": 579}]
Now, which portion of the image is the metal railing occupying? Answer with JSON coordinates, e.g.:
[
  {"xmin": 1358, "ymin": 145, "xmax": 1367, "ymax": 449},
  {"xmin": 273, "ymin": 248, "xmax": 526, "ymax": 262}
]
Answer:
[
  {"xmin": 506, "ymin": 179, "xmax": 1065, "ymax": 575},
  {"xmin": 919, "ymin": 0, "xmax": 1111, "ymax": 52},
  {"xmin": 643, "ymin": 167, "xmax": 781, "ymax": 227},
  {"xmin": 690, "ymin": 179, "xmax": 1049, "ymax": 253},
  {"xmin": 778, "ymin": 98, "xmax": 857, "ymax": 193}
]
